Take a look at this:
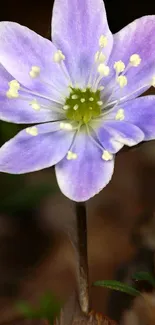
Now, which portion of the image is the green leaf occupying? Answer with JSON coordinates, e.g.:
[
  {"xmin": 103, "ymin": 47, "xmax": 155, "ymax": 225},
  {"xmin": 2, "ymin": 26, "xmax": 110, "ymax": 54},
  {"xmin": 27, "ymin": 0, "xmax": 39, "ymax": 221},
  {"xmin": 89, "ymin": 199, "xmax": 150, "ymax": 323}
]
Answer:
[
  {"xmin": 93, "ymin": 280, "xmax": 141, "ymax": 296},
  {"xmin": 132, "ymin": 271, "xmax": 155, "ymax": 288},
  {"xmin": 15, "ymin": 302, "xmax": 38, "ymax": 319}
]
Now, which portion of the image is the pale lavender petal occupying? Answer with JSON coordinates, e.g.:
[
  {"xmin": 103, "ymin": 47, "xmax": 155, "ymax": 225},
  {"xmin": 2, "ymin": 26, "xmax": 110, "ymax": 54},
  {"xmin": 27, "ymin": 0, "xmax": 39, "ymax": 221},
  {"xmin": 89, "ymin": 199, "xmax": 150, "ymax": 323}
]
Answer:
[
  {"xmin": 109, "ymin": 96, "xmax": 155, "ymax": 140},
  {"xmin": 52, "ymin": 0, "xmax": 113, "ymax": 86},
  {"xmin": 0, "ymin": 22, "xmax": 68, "ymax": 99},
  {"xmin": 103, "ymin": 120, "xmax": 144, "ymax": 146},
  {"xmin": 103, "ymin": 16, "xmax": 155, "ymax": 101},
  {"xmin": 92, "ymin": 123, "xmax": 123, "ymax": 153},
  {"xmin": 0, "ymin": 122, "xmax": 75, "ymax": 173},
  {"xmin": 55, "ymin": 130, "xmax": 114, "ymax": 201}
]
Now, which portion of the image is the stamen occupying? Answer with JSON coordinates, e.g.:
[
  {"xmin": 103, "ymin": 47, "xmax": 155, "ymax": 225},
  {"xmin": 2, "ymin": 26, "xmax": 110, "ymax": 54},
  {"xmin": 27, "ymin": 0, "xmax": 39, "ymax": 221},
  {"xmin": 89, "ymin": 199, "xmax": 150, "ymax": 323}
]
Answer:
[
  {"xmin": 20, "ymin": 87, "xmax": 64, "ymax": 105},
  {"xmin": 30, "ymin": 99, "xmax": 40, "ymax": 111},
  {"xmin": 29, "ymin": 66, "xmax": 40, "ymax": 78},
  {"xmin": 80, "ymin": 98, "xmax": 85, "ymax": 103},
  {"xmin": 114, "ymin": 61, "xmax": 125, "ymax": 74},
  {"xmin": 60, "ymin": 122, "xmax": 73, "ymax": 130},
  {"xmin": 102, "ymin": 150, "xmax": 113, "ymax": 161},
  {"xmin": 130, "ymin": 54, "xmax": 141, "ymax": 67},
  {"xmin": 53, "ymin": 50, "xmax": 65, "ymax": 63},
  {"xmin": 99, "ymin": 86, "xmax": 104, "ymax": 91},
  {"xmin": 151, "ymin": 76, "xmax": 155, "ymax": 87},
  {"xmin": 89, "ymin": 97, "xmax": 94, "ymax": 102},
  {"xmin": 6, "ymin": 79, "xmax": 20, "ymax": 98},
  {"xmin": 117, "ymin": 75, "xmax": 127, "ymax": 88},
  {"xmin": 67, "ymin": 151, "xmax": 77, "ymax": 160},
  {"xmin": 26, "ymin": 126, "xmax": 38, "ymax": 136},
  {"xmin": 95, "ymin": 52, "xmax": 106, "ymax": 63},
  {"xmin": 115, "ymin": 108, "xmax": 125, "ymax": 121},
  {"xmin": 98, "ymin": 64, "xmax": 110, "ymax": 76},
  {"xmin": 99, "ymin": 35, "xmax": 108, "ymax": 48}
]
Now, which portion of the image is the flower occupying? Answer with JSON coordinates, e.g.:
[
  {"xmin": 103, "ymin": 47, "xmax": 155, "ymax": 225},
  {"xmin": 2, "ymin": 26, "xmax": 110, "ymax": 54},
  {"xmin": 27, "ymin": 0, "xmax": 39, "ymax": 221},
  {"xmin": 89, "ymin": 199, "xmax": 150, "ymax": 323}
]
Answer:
[{"xmin": 0, "ymin": 1, "xmax": 155, "ymax": 201}]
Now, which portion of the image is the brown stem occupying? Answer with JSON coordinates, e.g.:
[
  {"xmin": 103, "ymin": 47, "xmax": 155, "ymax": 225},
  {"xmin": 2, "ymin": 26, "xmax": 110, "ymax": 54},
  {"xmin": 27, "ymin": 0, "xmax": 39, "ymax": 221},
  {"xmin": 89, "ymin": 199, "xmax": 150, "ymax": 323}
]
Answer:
[{"xmin": 75, "ymin": 202, "xmax": 89, "ymax": 315}]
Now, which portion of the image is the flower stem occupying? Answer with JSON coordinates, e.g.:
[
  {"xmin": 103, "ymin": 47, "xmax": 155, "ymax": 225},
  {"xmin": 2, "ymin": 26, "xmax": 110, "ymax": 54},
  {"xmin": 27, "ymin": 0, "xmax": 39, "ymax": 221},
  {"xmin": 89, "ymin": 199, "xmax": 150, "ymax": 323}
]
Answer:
[{"xmin": 75, "ymin": 202, "xmax": 89, "ymax": 315}]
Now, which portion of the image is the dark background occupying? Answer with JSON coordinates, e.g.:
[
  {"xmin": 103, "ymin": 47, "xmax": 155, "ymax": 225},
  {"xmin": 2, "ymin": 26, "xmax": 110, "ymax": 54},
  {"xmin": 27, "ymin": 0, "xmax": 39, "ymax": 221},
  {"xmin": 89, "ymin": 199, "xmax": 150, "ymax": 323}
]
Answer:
[{"xmin": 0, "ymin": 0, "xmax": 155, "ymax": 324}]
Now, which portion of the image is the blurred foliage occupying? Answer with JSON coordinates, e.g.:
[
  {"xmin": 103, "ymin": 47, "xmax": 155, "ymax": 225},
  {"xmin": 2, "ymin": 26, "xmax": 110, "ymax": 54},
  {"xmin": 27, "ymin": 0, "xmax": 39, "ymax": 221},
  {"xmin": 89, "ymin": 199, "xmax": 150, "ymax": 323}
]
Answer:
[
  {"xmin": 94, "ymin": 280, "xmax": 141, "ymax": 297},
  {"xmin": 16, "ymin": 292, "xmax": 62, "ymax": 324},
  {"xmin": 132, "ymin": 271, "xmax": 155, "ymax": 288}
]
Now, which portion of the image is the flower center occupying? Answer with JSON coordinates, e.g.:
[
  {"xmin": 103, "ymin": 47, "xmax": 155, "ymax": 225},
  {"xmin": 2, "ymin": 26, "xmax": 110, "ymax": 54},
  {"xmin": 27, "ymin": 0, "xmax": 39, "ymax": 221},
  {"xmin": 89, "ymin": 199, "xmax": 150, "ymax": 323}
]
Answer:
[{"xmin": 64, "ymin": 87, "xmax": 102, "ymax": 123}]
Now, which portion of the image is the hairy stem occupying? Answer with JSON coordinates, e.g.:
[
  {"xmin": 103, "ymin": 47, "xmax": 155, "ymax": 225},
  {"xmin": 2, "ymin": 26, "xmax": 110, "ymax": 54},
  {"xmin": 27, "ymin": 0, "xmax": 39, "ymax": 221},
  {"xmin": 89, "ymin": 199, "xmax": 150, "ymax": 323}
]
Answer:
[{"xmin": 75, "ymin": 202, "xmax": 89, "ymax": 315}]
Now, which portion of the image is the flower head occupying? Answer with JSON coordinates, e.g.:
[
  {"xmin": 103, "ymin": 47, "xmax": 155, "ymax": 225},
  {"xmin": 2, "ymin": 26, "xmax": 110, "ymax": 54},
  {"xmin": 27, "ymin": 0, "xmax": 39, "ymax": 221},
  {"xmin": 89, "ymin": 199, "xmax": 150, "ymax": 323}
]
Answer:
[{"xmin": 0, "ymin": 0, "xmax": 155, "ymax": 201}]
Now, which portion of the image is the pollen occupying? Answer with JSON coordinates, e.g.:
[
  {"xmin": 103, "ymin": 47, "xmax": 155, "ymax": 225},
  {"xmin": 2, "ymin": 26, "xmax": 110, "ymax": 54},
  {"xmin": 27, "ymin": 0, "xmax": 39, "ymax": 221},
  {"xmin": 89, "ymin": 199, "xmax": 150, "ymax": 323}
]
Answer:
[
  {"xmin": 130, "ymin": 54, "xmax": 141, "ymax": 67},
  {"xmin": 6, "ymin": 79, "xmax": 20, "ymax": 98},
  {"xmin": 53, "ymin": 50, "xmax": 65, "ymax": 63},
  {"xmin": 26, "ymin": 126, "xmax": 38, "ymax": 136},
  {"xmin": 81, "ymin": 98, "xmax": 85, "ymax": 103},
  {"xmin": 29, "ymin": 66, "xmax": 40, "ymax": 78},
  {"xmin": 98, "ymin": 64, "xmax": 110, "ymax": 76},
  {"xmin": 73, "ymin": 104, "xmax": 79, "ymax": 111},
  {"xmin": 97, "ymin": 101, "xmax": 103, "ymax": 106},
  {"xmin": 99, "ymin": 35, "xmax": 108, "ymax": 48},
  {"xmin": 89, "ymin": 97, "xmax": 94, "ymax": 102},
  {"xmin": 67, "ymin": 151, "xmax": 77, "ymax": 160},
  {"xmin": 30, "ymin": 99, "xmax": 40, "ymax": 111},
  {"xmin": 95, "ymin": 51, "xmax": 106, "ymax": 63},
  {"xmin": 117, "ymin": 75, "xmax": 127, "ymax": 88},
  {"xmin": 102, "ymin": 150, "xmax": 113, "ymax": 161},
  {"xmin": 114, "ymin": 61, "xmax": 125, "ymax": 74},
  {"xmin": 72, "ymin": 94, "xmax": 78, "ymax": 99},
  {"xmin": 115, "ymin": 108, "xmax": 125, "ymax": 121},
  {"xmin": 60, "ymin": 122, "xmax": 73, "ymax": 130}
]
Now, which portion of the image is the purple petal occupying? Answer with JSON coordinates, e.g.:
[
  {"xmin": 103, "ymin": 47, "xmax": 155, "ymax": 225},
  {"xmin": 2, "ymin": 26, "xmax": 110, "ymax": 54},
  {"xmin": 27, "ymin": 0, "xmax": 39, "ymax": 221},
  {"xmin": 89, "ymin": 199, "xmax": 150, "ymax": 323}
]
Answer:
[
  {"xmin": 55, "ymin": 130, "xmax": 114, "ymax": 201},
  {"xmin": 103, "ymin": 120, "xmax": 144, "ymax": 146},
  {"xmin": 0, "ymin": 122, "xmax": 75, "ymax": 173},
  {"xmin": 0, "ymin": 22, "xmax": 68, "ymax": 99},
  {"xmin": 110, "ymin": 96, "xmax": 155, "ymax": 140},
  {"xmin": 92, "ymin": 123, "xmax": 123, "ymax": 153},
  {"xmin": 103, "ymin": 16, "xmax": 155, "ymax": 101},
  {"xmin": 52, "ymin": 0, "xmax": 113, "ymax": 86}
]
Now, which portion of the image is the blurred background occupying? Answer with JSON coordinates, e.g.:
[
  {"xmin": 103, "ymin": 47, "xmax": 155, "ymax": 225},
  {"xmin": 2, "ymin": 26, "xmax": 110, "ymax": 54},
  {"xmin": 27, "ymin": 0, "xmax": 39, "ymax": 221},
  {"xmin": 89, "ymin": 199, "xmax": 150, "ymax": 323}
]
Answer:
[{"xmin": 0, "ymin": 0, "xmax": 155, "ymax": 324}]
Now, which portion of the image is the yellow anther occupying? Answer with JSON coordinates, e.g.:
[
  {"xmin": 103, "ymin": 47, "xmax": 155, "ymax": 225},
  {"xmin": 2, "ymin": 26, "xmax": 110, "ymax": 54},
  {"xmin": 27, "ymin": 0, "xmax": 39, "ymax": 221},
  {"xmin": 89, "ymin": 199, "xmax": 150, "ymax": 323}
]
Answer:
[
  {"xmin": 95, "ymin": 51, "xmax": 106, "ymax": 63},
  {"xmin": 67, "ymin": 151, "xmax": 77, "ymax": 160},
  {"xmin": 30, "ymin": 99, "xmax": 40, "ymax": 111},
  {"xmin": 81, "ymin": 98, "xmax": 85, "ymax": 103},
  {"xmin": 114, "ymin": 60, "xmax": 125, "ymax": 74},
  {"xmin": 151, "ymin": 76, "xmax": 155, "ymax": 87},
  {"xmin": 29, "ymin": 66, "xmax": 40, "ymax": 78},
  {"xmin": 6, "ymin": 79, "xmax": 20, "ymax": 98},
  {"xmin": 26, "ymin": 126, "xmax": 38, "ymax": 136},
  {"xmin": 98, "ymin": 63, "xmax": 110, "ymax": 76},
  {"xmin": 99, "ymin": 35, "xmax": 108, "ymax": 48},
  {"xmin": 102, "ymin": 150, "xmax": 113, "ymax": 161},
  {"xmin": 130, "ymin": 54, "xmax": 141, "ymax": 67},
  {"xmin": 117, "ymin": 75, "xmax": 127, "ymax": 88},
  {"xmin": 115, "ymin": 108, "xmax": 125, "ymax": 121},
  {"xmin": 53, "ymin": 50, "xmax": 65, "ymax": 63},
  {"xmin": 89, "ymin": 97, "xmax": 94, "ymax": 102},
  {"xmin": 60, "ymin": 122, "xmax": 73, "ymax": 130}
]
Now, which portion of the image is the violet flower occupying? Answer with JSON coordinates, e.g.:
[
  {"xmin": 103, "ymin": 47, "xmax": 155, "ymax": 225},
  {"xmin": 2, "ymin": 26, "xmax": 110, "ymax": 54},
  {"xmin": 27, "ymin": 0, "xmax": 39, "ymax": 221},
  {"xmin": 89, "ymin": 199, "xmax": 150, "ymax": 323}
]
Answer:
[{"xmin": 0, "ymin": 0, "xmax": 155, "ymax": 201}]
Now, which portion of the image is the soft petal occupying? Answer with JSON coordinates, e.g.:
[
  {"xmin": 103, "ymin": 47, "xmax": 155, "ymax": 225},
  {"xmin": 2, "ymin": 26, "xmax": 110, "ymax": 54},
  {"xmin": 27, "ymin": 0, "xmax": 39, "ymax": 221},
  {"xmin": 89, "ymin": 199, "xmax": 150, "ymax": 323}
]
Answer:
[
  {"xmin": 0, "ymin": 122, "xmax": 75, "ymax": 173},
  {"xmin": 52, "ymin": 0, "xmax": 113, "ymax": 86},
  {"xmin": 92, "ymin": 123, "xmax": 123, "ymax": 153},
  {"xmin": 0, "ymin": 22, "xmax": 68, "ymax": 99},
  {"xmin": 55, "ymin": 130, "xmax": 114, "ymax": 201},
  {"xmin": 103, "ymin": 16, "xmax": 155, "ymax": 101},
  {"xmin": 103, "ymin": 120, "xmax": 144, "ymax": 146},
  {"xmin": 109, "ymin": 96, "xmax": 155, "ymax": 140}
]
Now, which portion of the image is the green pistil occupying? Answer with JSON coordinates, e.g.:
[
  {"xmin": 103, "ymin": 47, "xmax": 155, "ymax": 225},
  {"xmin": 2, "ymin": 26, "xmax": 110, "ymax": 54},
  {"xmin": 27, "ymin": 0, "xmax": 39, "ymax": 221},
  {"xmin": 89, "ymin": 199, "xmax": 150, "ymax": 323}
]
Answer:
[{"xmin": 65, "ymin": 87, "xmax": 101, "ymax": 123}]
